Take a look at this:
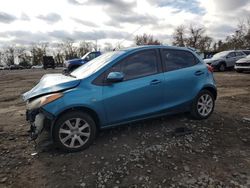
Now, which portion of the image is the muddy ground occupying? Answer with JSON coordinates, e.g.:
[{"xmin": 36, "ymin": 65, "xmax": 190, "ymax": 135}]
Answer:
[{"xmin": 0, "ymin": 69, "xmax": 249, "ymax": 188}]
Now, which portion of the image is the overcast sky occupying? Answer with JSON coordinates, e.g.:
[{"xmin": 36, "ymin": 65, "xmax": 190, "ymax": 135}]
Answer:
[{"xmin": 0, "ymin": 0, "xmax": 250, "ymax": 48}]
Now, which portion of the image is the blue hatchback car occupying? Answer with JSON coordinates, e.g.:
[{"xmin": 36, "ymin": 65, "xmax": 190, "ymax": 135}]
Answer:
[{"xmin": 23, "ymin": 45, "xmax": 217, "ymax": 152}]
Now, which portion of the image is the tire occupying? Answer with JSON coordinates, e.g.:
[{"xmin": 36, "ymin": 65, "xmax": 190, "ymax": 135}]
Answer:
[
  {"xmin": 218, "ymin": 63, "xmax": 226, "ymax": 72},
  {"xmin": 190, "ymin": 90, "xmax": 215, "ymax": 120},
  {"xmin": 53, "ymin": 111, "xmax": 96, "ymax": 152}
]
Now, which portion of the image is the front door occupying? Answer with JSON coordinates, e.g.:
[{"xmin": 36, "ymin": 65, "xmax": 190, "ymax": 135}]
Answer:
[{"xmin": 102, "ymin": 49, "xmax": 164, "ymax": 125}]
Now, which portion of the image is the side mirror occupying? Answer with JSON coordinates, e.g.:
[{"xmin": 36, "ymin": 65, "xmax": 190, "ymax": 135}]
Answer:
[{"xmin": 106, "ymin": 72, "xmax": 124, "ymax": 83}]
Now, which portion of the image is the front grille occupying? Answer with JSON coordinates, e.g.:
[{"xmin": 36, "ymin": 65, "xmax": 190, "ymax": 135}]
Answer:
[{"xmin": 236, "ymin": 63, "xmax": 250, "ymax": 66}]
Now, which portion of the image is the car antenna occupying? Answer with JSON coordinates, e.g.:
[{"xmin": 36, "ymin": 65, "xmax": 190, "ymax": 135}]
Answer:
[{"xmin": 113, "ymin": 25, "xmax": 143, "ymax": 51}]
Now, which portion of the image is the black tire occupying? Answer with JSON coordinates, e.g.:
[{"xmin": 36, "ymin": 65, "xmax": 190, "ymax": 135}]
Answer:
[
  {"xmin": 236, "ymin": 69, "xmax": 243, "ymax": 73},
  {"xmin": 53, "ymin": 111, "xmax": 96, "ymax": 152},
  {"xmin": 190, "ymin": 90, "xmax": 215, "ymax": 120},
  {"xmin": 218, "ymin": 63, "xmax": 226, "ymax": 72}
]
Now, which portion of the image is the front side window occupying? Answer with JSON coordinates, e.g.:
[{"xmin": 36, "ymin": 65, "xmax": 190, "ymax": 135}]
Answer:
[
  {"xmin": 111, "ymin": 50, "xmax": 159, "ymax": 81},
  {"xmin": 162, "ymin": 50, "xmax": 197, "ymax": 72}
]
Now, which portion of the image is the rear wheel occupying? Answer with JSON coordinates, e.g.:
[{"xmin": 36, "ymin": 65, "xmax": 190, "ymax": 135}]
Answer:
[
  {"xmin": 190, "ymin": 90, "xmax": 215, "ymax": 119},
  {"xmin": 218, "ymin": 63, "xmax": 226, "ymax": 72},
  {"xmin": 53, "ymin": 111, "xmax": 96, "ymax": 152}
]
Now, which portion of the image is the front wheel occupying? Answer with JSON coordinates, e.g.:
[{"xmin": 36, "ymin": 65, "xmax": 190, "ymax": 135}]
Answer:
[
  {"xmin": 190, "ymin": 90, "xmax": 215, "ymax": 120},
  {"xmin": 53, "ymin": 111, "xmax": 96, "ymax": 152}
]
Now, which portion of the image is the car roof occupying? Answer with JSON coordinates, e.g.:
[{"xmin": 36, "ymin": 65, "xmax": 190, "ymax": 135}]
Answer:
[{"xmin": 118, "ymin": 45, "xmax": 196, "ymax": 53}]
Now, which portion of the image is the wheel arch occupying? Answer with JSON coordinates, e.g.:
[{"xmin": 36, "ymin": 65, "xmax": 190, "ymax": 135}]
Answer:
[
  {"xmin": 51, "ymin": 106, "xmax": 101, "ymax": 137},
  {"xmin": 201, "ymin": 86, "xmax": 217, "ymax": 100}
]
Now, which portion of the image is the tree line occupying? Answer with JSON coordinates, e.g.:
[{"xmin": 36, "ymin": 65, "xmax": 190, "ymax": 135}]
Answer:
[
  {"xmin": 135, "ymin": 18, "xmax": 250, "ymax": 53},
  {"xmin": 1, "ymin": 18, "xmax": 250, "ymax": 66}
]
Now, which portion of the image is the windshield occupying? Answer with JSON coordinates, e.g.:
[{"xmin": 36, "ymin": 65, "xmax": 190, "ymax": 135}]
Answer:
[
  {"xmin": 81, "ymin": 52, "xmax": 90, "ymax": 60},
  {"xmin": 71, "ymin": 51, "xmax": 124, "ymax": 79},
  {"xmin": 212, "ymin": 51, "xmax": 229, "ymax": 59}
]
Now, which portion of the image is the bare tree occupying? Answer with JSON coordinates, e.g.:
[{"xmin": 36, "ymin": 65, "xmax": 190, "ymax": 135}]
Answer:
[
  {"xmin": 4, "ymin": 46, "xmax": 15, "ymax": 66},
  {"xmin": 185, "ymin": 25, "xmax": 205, "ymax": 48},
  {"xmin": 61, "ymin": 40, "xmax": 78, "ymax": 60},
  {"xmin": 77, "ymin": 41, "xmax": 95, "ymax": 57},
  {"xmin": 135, "ymin": 33, "xmax": 161, "ymax": 45},
  {"xmin": 31, "ymin": 43, "xmax": 47, "ymax": 65},
  {"xmin": 172, "ymin": 25, "xmax": 185, "ymax": 47},
  {"xmin": 198, "ymin": 36, "xmax": 213, "ymax": 52}
]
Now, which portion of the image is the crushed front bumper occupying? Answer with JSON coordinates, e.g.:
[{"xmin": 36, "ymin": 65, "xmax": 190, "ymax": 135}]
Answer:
[{"xmin": 26, "ymin": 109, "xmax": 46, "ymax": 140}]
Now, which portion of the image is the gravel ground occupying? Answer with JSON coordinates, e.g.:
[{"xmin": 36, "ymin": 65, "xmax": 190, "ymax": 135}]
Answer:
[{"xmin": 0, "ymin": 69, "xmax": 250, "ymax": 188}]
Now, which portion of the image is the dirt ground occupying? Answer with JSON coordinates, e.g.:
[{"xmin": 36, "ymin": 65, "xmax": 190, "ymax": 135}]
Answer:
[{"xmin": 0, "ymin": 69, "xmax": 249, "ymax": 188}]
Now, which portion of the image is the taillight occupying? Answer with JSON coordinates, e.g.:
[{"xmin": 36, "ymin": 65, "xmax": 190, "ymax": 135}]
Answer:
[{"xmin": 207, "ymin": 65, "xmax": 213, "ymax": 73}]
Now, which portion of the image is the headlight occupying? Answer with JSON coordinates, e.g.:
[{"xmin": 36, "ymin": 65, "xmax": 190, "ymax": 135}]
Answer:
[{"xmin": 27, "ymin": 93, "xmax": 63, "ymax": 110}]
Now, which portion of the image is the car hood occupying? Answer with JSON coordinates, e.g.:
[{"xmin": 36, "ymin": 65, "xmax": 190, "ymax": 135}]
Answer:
[
  {"xmin": 22, "ymin": 74, "xmax": 81, "ymax": 101},
  {"xmin": 204, "ymin": 57, "xmax": 223, "ymax": 63},
  {"xmin": 237, "ymin": 57, "xmax": 250, "ymax": 63}
]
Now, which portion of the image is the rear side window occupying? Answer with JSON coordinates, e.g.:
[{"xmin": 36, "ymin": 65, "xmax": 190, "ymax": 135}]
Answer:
[
  {"xmin": 162, "ymin": 50, "xmax": 197, "ymax": 72},
  {"xmin": 111, "ymin": 50, "xmax": 159, "ymax": 81}
]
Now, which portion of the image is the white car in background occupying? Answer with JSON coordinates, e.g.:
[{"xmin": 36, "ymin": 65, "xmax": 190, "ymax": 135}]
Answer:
[{"xmin": 235, "ymin": 54, "xmax": 250, "ymax": 73}]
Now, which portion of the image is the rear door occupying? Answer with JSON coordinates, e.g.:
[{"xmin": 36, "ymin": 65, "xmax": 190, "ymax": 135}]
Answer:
[
  {"xmin": 160, "ymin": 49, "xmax": 207, "ymax": 111},
  {"xmin": 102, "ymin": 49, "xmax": 165, "ymax": 125},
  {"xmin": 226, "ymin": 52, "xmax": 236, "ymax": 67}
]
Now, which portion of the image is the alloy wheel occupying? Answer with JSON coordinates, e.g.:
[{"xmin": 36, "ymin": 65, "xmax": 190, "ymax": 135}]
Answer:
[
  {"xmin": 197, "ymin": 94, "xmax": 214, "ymax": 117},
  {"xmin": 59, "ymin": 118, "xmax": 90, "ymax": 148}
]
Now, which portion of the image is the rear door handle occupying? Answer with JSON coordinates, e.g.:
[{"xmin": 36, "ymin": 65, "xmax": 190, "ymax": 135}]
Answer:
[
  {"xmin": 150, "ymin": 79, "xmax": 161, "ymax": 85},
  {"xmin": 195, "ymin": 70, "xmax": 204, "ymax": 76}
]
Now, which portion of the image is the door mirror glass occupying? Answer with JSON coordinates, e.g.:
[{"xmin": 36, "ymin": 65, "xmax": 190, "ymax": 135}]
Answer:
[{"xmin": 107, "ymin": 72, "xmax": 124, "ymax": 82}]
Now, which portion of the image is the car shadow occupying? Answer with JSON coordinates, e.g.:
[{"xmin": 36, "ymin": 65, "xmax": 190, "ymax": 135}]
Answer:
[{"xmin": 34, "ymin": 112, "xmax": 195, "ymax": 154}]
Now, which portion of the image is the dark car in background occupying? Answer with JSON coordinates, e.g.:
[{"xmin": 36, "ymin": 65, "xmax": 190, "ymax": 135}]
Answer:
[
  {"xmin": 63, "ymin": 51, "xmax": 101, "ymax": 73},
  {"xmin": 10, "ymin": 64, "xmax": 24, "ymax": 70},
  {"xmin": 43, "ymin": 56, "xmax": 55, "ymax": 70}
]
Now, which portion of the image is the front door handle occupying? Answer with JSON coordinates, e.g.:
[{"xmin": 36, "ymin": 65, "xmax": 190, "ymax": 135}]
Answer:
[
  {"xmin": 195, "ymin": 70, "xmax": 204, "ymax": 76},
  {"xmin": 150, "ymin": 79, "xmax": 161, "ymax": 85}
]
